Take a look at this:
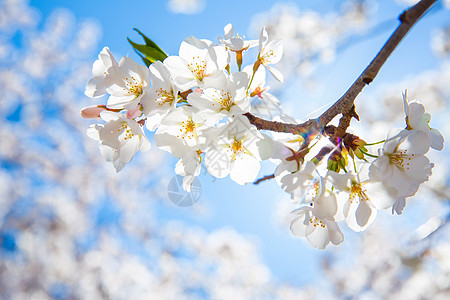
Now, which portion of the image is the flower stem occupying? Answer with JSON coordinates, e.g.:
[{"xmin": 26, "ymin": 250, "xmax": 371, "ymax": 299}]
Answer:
[
  {"xmin": 365, "ymin": 140, "xmax": 386, "ymax": 146},
  {"xmin": 360, "ymin": 149, "xmax": 378, "ymax": 158}
]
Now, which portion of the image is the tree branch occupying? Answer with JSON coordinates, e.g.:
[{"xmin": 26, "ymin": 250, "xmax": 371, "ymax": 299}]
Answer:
[
  {"xmin": 318, "ymin": 0, "xmax": 436, "ymax": 126},
  {"xmin": 245, "ymin": 0, "xmax": 437, "ymax": 138}
]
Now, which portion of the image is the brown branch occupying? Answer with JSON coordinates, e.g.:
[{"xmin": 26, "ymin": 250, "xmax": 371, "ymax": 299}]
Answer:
[
  {"xmin": 254, "ymin": 174, "xmax": 275, "ymax": 185},
  {"xmin": 318, "ymin": 0, "xmax": 436, "ymax": 127},
  {"xmin": 245, "ymin": 0, "xmax": 437, "ymax": 139},
  {"xmin": 244, "ymin": 112, "xmax": 321, "ymax": 136},
  {"xmin": 333, "ymin": 105, "xmax": 359, "ymax": 140}
]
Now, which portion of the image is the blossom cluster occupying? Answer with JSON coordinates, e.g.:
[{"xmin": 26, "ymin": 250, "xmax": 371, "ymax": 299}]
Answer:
[
  {"xmin": 82, "ymin": 24, "xmax": 444, "ymax": 249},
  {"xmin": 83, "ymin": 24, "xmax": 281, "ymax": 186}
]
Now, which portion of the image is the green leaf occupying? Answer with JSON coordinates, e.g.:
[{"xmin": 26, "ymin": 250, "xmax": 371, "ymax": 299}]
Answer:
[{"xmin": 128, "ymin": 28, "xmax": 168, "ymax": 67}]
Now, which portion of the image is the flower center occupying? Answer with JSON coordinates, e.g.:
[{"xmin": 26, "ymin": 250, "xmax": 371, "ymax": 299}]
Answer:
[
  {"xmin": 125, "ymin": 76, "xmax": 143, "ymax": 97},
  {"xmin": 350, "ymin": 181, "xmax": 369, "ymax": 203},
  {"xmin": 250, "ymin": 86, "xmax": 268, "ymax": 98},
  {"xmin": 309, "ymin": 216, "xmax": 326, "ymax": 228},
  {"xmin": 306, "ymin": 180, "xmax": 321, "ymax": 201},
  {"xmin": 388, "ymin": 150, "xmax": 413, "ymax": 171},
  {"xmin": 118, "ymin": 122, "xmax": 134, "ymax": 141},
  {"xmin": 177, "ymin": 118, "xmax": 197, "ymax": 140},
  {"xmin": 187, "ymin": 56, "xmax": 206, "ymax": 81},
  {"xmin": 156, "ymin": 88, "xmax": 175, "ymax": 106},
  {"xmin": 259, "ymin": 49, "xmax": 276, "ymax": 65},
  {"xmin": 227, "ymin": 138, "xmax": 245, "ymax": 160},
  {"xmin": 214, "ymin": 90, "xmax": 234, "ymax": 111}
]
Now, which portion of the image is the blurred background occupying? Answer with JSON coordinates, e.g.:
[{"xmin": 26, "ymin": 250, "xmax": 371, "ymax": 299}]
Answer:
[{"xmin": 0, "ymin": 0, "xmax": 449, "ymax": 299}]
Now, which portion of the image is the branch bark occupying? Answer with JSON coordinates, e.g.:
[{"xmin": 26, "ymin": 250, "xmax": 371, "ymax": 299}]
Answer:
[{"xmin": 245, "ymin": 0, "xmax": 437, "ymax": 138}]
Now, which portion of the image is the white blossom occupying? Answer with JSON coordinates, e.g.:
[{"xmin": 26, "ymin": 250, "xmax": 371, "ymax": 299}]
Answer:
[
  {"xmin": 164, "ymin": 36, "xmax": 229, "ymax": 90},
  {"xmin": 256, "ymin": 27, "xmax": 284, "ymax": 82},
  {"xmin": 141, "ymin": 61, "xmax": 181, "ymax": 131},
  {"xmin": 219, "ymin": 23, "xmax": 258, "ymax": 52},
  {"xmin": 290, "ymin": 206, "xmax": 344, "ymax": 249},
  {"xmin": 87, "ymin": 111, "xmax": 150, "ymax": 172},
  {"xmin": 369, "ymin": 129, "xmax": 434, "ymax": 214},
  {"xmin": 155, "ymin": 106, "xmax": 209, "ymax": 158},
  {"xmin": 85, "ymin": 47, "xmax": 118, "ymax": 98},
  {"xmin": 245, "ymin": 66, "xmax": 281, "ymax": 119},
  {"xmin": 204, "ymin": 116, "xmax": 273, "ymax": 185},
  {"xmin": 328, "ymin": 171, "xmax": 378, "ymax": 232},
  {"xmin": 403, "ymin": 91, "xmax": 444, "ymax": 151},
  {"xmin": 104, "ymin": 56, "xmax": 151, "ymax": 110},
  {"xmin": 187, "ymin": 71, "xmax": 250, "ymax": 121}
]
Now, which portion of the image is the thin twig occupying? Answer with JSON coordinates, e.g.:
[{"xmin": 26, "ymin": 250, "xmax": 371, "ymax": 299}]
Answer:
[{"xmin": 254, "ymin": 174, "xmax": 275, "ymax": 185}]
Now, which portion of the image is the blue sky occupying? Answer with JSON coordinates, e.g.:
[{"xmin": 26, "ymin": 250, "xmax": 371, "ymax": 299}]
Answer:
[{"xmin": 26, "ymin": 0, "xmax": 450, "ymax": 288}]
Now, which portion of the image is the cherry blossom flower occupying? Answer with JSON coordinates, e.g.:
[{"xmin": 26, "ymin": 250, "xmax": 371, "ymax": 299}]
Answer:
[
  {"xmin": 87, "ymin": 111, "xmax": 150, "ymax": 172},
  {"xmin": 141, "ymin": 61, "xmax": 180, "ymax": 131},
  {"xmin": 244, "ymin": 66, "xmax": 281, "ymax": 119},
  {"xmin": 155, "ymin": 106, "xmax": 209, "ymax": 158},
  {"xmin": 369, "ymin": 129, "xmax": 434, "ymax": 214},
  {"xmin": 290, "ymin": 206, "xmax": 344, "ymax": 249},
  {"xmin": 277, "ymin": 160, "xmax": 317, "ymax": 201},
  {"xmin": 204, "ymin": 116, "xmax": 273, "ymax": 185},
  {"xmin": 403, "ymin": 91, "xmax": 444, "ymax": 151},
  {"xmin": 187, "ymin": 71, "xmax": 250, "ymax": 121},
  {"xmin": 255, "ymin": 27, "xmax": 284, "ymax": 82},
  {"xmin": 104, "ymin": 56, "xmax": 150, "ymax": 110},
  {"xmin": 164, "ymin": 36, "xmax": 229, "ymax": 90},
  {"xmin": 218, "ymin": 23, "xmax": 257, "ymax": 70},
  {"xmin": 328, "ymin": 171, "xmax": 378, "ymax": 232},
  {"xmin": 219, "ymin": 23, "xmax": 258, "ymax": 52},
  {"xmin": 85, "ymin": 47, "xmax": 118, "ymax": 98}
]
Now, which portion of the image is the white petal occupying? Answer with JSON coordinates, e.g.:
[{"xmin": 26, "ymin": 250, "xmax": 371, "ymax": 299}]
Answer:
[
  {"xmin": 392, "ymin": 198, "xmax": 406, "ymax": 215},
  {"xmin": 290, "ymin": 212, "xmax": 308, "ymax": 237},
  {"xmin": 205, "ymin": 148, "xmax": 230, "ymax": 178},
  {"xmin": 230, "ymin": 155, "xmax": 260, "ymax": 185},
  {"xmin": 254, "ymin": 133, "xmax": 274, "ymax": 161},
  {"xmin": 85, "ymin": 77, "xmax": 106, "ymax": 98},
  {"xmin": 139, "ymin": 136, "xmax": 151, "ymax": 152},
  {"xmin": 355, "ymin": 201, "xmax": 373, "ymax": 228},
  {"xmin": 264, "ymin": 65, "xmax": 284, "ymax": 82},
  {"xmin": 429, "ymin": 128, "xmax": 444, "ymax": 151},
  {"xmin": 306, "ymin": 223, "xmax": 330, "ymax": 250},
  {"xmin": 119, "ymin": 137, "xmax": 140, "ymax": 163},
  {"xmin": 314, "ymin": 194, "xmax": 338, "ymax": 219},
  {"xmin": 223, "ymin": 23, "xmax": 233, "ymax": 40},
  {"xmin": 400, "ymin": 130, "xmax": 430, "ymax": 155},
  {"xmin": 327, "ymin": 171, "xmax": 350, "ymax": 191},
  {"xmin": 325, "ymin": 220, "xmax": 344, "ymax": 245}
]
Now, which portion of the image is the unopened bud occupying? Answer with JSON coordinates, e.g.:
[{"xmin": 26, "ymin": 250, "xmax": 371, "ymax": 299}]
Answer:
[
  {"xmin": 81, "ymin": 105, "xmax": 106, "ymax": 119},
  {"xmin": 327, "ymin": 148, "xmax": 348, "ymax": 172},
  {"xmin": 343, "ymin": 133, "xmax": 367, "ymax": 160}
]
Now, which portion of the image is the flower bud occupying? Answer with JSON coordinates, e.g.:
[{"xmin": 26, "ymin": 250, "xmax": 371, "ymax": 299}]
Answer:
[
  {"xmin": 343, "ymin": 133, "xmax": 367, "ymax": 160},
  {"xmin": 80, "ymin": 105, "xmax": 106, "ymax": 119},
  {"xmin": 327, "ymin": 148, "xmax": 348, "ymax": 172}
]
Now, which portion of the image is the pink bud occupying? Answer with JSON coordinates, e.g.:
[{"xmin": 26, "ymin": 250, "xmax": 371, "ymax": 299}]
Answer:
[
  {"xmin": 193, "ymin": 88, "xmax": 203, "ymax": 93},
  {"xmin": 126, "ymin": 105, "xmax": 142, "ymax": 119},
  {"xmin": 81, "ymin": 105, "xmax": 106, "ymax": 118}
]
